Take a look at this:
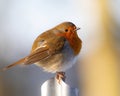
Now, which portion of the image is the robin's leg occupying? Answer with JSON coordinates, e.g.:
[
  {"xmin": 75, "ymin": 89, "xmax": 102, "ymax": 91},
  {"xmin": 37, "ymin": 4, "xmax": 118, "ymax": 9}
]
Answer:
[{"xmin": 56, "ymin": 72, "xmax": 66, "ymax": 83}]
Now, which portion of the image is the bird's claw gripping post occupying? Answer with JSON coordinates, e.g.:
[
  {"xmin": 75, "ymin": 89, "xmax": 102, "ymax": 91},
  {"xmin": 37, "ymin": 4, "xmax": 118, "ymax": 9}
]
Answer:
[{"xmin": 56, "ymin": 72, "xmax": 66, "ymax": 84}]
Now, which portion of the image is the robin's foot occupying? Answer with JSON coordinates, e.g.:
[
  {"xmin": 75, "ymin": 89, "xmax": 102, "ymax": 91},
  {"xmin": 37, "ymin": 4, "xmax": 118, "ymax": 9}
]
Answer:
[{"xmin": 56, "ymin": 72, "xmax": 66, "ymax": 84}]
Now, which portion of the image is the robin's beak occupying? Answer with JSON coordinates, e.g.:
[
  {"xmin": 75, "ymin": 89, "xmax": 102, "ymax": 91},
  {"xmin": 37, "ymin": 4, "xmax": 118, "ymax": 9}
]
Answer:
[
  {"xmin": 75, "ymin": 27, "xmax": 80, "ymax": 31},
  {"xmin": 73, "ymin": 27, "xmax": 80, "ymax": 33}
]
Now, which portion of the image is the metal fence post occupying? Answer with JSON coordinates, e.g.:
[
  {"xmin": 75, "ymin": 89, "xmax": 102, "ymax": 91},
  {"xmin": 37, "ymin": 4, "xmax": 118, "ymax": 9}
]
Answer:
[{"xmin": 41, "ymin": 77, "xmax": 79, "ymax": 96}]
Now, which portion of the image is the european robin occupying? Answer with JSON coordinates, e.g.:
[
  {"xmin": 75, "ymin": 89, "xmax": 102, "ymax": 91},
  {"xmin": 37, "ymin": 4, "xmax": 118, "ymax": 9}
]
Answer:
[{"xmin": 3, "ymin": 22, "xmax": 82, "ymax": 82}]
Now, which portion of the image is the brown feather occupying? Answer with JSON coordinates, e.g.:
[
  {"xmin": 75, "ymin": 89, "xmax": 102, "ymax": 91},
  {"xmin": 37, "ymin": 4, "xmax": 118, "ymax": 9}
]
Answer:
[
  {"xmin": 2, "ymin": 57, "xmax": 25, "ymax": 71},
  {"xmin": 2, "ymin": 47, "xmax": 50, "ymax": 71},
  {"xmin": 24, "ymin": 47, "xmax": 50, "ymax": 64}
]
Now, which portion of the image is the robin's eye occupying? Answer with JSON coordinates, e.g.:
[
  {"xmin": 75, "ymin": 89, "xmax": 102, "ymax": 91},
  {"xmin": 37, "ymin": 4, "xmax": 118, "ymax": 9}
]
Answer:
[{"xmin": 65, "ymin": 29, "xmax": 68, "ymax": 32}]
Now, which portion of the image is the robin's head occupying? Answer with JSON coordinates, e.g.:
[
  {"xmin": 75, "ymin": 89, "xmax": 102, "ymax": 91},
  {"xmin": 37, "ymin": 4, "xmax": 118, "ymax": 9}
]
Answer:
[
  {"xmin": 55, "ymin": 22, "xmax": 82, "ymax": 55},
  {"xmin": 55, "ymin": 22, "xmax": 80, "ymax": 35}
]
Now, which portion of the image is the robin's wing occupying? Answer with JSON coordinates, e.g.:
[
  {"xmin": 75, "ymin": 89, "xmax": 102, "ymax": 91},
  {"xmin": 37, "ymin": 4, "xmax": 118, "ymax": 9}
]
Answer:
[
  {"xmin": 24, "ymin": 46, "xmax": 50, "ymax": 64},
  {"xmin": 2, "ymin": 46, "xmax": 50, "ymax": 71},
  {"xmin": 24, "ymin": 32, "xmax": 66, "ymax": 65},
  {"xmin": 2, "ymin": 31, "xmax": 66, "ymax": 70}
]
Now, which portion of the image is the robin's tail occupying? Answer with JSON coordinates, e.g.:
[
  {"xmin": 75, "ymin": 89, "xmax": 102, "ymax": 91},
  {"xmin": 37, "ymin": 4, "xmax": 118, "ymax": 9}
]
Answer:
[{"xmin": 2, "ymin": 57, "xmax": 26, "ymax": 71}]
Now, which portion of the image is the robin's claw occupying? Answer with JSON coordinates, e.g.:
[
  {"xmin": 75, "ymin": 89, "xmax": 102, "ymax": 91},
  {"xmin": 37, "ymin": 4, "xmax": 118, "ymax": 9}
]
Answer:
[{"xmin": 56, "ymin": 72, "xmax": 66, "ymax": 84}]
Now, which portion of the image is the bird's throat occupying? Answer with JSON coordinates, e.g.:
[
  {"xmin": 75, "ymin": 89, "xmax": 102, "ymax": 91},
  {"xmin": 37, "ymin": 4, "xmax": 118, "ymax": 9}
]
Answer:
[
  {"xmin": 66, "ymin": 32, "xmax": 82, "ymax": 55},
  {"xmin": 57, "ymin": 31, "xmax": 82, "ymax": 55}
]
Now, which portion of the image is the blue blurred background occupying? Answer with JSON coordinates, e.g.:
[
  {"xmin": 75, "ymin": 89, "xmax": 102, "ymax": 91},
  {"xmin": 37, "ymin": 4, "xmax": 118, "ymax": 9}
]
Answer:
[{"xmin": 0, "ymin": 0, "xmax": 119, "ymax": 96}]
